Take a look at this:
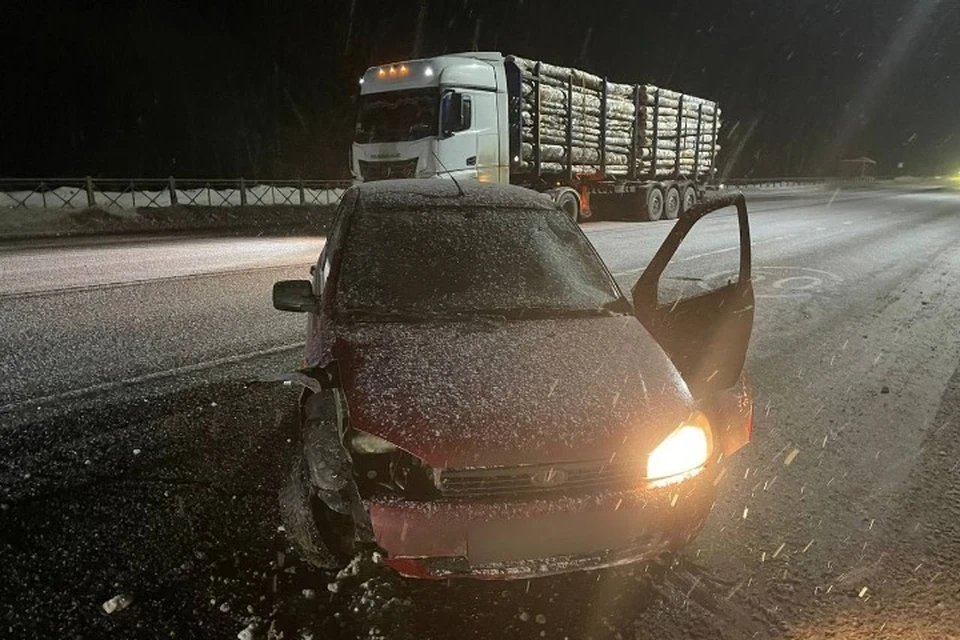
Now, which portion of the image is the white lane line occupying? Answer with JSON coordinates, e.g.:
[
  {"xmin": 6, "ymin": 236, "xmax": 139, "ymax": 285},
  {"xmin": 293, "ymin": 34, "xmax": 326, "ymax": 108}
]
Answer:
[
  {"xmin": 0, "ymin": 263, "xmax": 312, "ymax": 300},
  {"xmin": 827, "ymin": 188, "xmax": 841, "ymax": 207},
  {"xmin": 0, "ymin": 342, "xmax": 306, "ymax": 416},
  {"xmin": 611, "ymin": 235, "xmax": 794, "ymax": 277}
]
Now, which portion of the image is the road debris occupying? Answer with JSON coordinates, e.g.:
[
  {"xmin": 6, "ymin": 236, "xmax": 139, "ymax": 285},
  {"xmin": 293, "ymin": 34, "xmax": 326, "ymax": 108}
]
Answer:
[{"xmin": 102, "ymin": 593, "xmax": 133, "ymax": 614}]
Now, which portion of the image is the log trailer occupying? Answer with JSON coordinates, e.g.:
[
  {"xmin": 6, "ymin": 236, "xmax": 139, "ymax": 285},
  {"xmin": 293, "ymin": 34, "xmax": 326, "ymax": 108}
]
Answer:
[{"xmin": 351, "ymin": 52, "xmax": 721, "ymax": 222}]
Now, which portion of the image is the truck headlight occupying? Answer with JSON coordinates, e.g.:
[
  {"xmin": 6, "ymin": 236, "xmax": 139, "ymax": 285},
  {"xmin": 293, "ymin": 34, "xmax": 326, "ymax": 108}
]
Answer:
[
  {"xmin": 646, "ymin": 412, "xmax": 712, "ymax": 485},
  {"xmin": 350, "ymin": 430, "xmax": 398, "ymax": 455}
]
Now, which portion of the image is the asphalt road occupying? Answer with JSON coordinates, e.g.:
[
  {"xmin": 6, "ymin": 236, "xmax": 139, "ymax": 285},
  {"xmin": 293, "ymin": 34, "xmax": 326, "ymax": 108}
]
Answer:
[{"xmin": 2, "ymin": 186, "xmax": 960, "ymax": 639}]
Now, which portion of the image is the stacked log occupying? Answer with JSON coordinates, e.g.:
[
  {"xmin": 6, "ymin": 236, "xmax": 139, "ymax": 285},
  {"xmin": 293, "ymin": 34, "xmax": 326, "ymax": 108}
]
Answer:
[{"xmin": 508, "ymin": 56, "xmax": 720, "ymax": 179}]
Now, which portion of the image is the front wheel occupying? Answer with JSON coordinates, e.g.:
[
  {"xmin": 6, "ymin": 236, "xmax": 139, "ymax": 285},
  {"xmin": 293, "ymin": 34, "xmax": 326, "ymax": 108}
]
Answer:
[
  {"xmin": 280, "ymin": 390, "xmax": 362, "ymax": 570},
  {"xmin": 279, "ymin": 454, "xmax": 346, "ymax": 569},
  {"xmin": 310, "ymin": 493, "xmax": 358, "ymax": 564}
]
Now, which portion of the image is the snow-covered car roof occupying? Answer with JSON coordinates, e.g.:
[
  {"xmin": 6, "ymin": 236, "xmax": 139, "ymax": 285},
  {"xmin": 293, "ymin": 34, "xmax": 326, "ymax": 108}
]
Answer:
[{"xmin": 352, "ymin": 179, "xmax": 557, "ymax": 211}]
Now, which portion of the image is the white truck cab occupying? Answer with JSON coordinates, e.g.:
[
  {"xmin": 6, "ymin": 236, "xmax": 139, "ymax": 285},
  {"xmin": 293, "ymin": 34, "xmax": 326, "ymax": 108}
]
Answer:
[
  {"xmin": 352, "ymin": 52, "xmax": 721, "ymax": 222},
  {"xmin": 352, "ymin": 52, "xmax": 510, "ymax": 185}
]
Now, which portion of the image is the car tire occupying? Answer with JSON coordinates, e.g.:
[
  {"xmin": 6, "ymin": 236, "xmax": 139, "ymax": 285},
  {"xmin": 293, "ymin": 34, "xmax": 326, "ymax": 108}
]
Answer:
[
  {"xmin": 682, "ymin": 185, "xmax": 698, "ymax": 213},
  {"xmin": 642, "ymin": 186, "xmax": 664, "ymax": 221},
  {"xmin": 280, "ymin": 390, "xmax": 359, "ymax": 570},
  {"xmin": 310, "ymin": 493, "xmax": 357, "ymax": 564},
  {"xmin": 279, "ymin": 454, "xmax": 345, "ymax": 569},
  {"xmin": 664, "ymin": 185, "xmax": 681, "ymax": 220}
]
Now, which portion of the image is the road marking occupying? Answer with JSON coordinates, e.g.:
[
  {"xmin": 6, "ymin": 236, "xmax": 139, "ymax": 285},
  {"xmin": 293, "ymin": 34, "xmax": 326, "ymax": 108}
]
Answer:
[
  {"xmin": 611, "ymin": 235, "xmax": 795, "ymax": 276},
  {"xmin": 670, "ymin": 246, "xmax": 739, "ymax": 263},
  {"xmin": 0, "ymin": 342, "xmax": 306, "ymax": 416},
  {"xmin": 702, "ymin": 266, "xmax": 844, "ymax": 300},
  {"xmin": 0, "ymin": 263, "xmax": 312, "ymax": 300}
]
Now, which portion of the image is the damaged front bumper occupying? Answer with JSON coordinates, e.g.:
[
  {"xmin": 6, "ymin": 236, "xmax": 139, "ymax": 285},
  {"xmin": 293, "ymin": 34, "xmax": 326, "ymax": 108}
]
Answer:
[
  {"xmin": 366, "ymin": 467, "xmax": 719, "ymax": 580},
  {"xmin": 279, "ymin": 373, "xmax": 744, "ymax": 580}
]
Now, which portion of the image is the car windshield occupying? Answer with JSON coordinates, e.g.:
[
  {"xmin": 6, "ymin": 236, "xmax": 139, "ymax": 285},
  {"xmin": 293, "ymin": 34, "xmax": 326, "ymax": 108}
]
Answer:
[
  {"xmin": 335, "ymin": 205, "xmax": 622, "ymax": 318},
  {"xmin": 354, "ymin": 88, "xmax": 439, "ymax": 144}
]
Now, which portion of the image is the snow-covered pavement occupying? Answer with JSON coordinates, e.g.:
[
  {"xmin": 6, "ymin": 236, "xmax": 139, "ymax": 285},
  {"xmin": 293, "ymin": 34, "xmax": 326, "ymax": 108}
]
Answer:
[{"xmin": 2, "ymin": 186, "xmax": 960, "ymax": 639}]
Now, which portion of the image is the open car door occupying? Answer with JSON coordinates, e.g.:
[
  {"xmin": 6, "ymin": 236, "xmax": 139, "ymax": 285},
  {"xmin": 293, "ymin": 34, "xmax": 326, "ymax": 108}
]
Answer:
[{"xmin": 632, "ymin": 193, "xmax": 754, "ymax": 455}]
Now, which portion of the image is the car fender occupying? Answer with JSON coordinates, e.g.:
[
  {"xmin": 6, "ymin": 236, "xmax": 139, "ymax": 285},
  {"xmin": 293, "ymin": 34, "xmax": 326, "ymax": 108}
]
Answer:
[
  {"xmin": 701, "ymin": 373, "xmax": 753, "ymax": 459},
  {"xmin": 273, "ymin": 374, "xmax": 376, "ymax": 551}
]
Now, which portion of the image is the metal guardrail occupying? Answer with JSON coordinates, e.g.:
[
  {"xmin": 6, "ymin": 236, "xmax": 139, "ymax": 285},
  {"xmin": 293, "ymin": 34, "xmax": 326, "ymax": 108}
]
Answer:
[
  {"xmin": 722, "ymin": 177, "xmax": 829, "ymax": 185},
  {"xmin": 721, "ymin": 176, "xmax": 879, "ymax": 188},
  {"xmin": 0, "ymin": 177, "xmax": 353, "ymax": 210}
]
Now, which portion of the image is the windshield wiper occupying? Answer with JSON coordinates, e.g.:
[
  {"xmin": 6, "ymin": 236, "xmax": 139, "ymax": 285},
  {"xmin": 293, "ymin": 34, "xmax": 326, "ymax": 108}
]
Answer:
[
  {"xmin": 488, "ymin": 298, "xmax": 634, "ymax": 320},
  {"xmin": 341, "ymin": 308, "xmax": 506, "ymax": 323},
  {"xmin": 602, "ymin": 296, "xmax": 635, "ymax": 315},
  {"xmin": 342, "ymin": 298, "xmax": 632, "ymax": 323}
]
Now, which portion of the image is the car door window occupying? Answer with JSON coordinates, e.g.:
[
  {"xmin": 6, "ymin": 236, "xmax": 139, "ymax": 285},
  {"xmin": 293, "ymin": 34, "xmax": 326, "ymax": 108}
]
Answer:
[
  {"xmin": 632, "ymin": 194, "xmax": 753, "ymax": 396},
  {"xmin": 318, "ymin": 190, "xmax": 357, "ymax": 294}
]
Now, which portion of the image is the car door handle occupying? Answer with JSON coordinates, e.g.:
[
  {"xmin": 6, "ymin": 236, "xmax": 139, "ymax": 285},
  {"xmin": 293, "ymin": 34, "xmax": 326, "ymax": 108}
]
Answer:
[{"xmin": 466, "ymin": 156, "xmax": 477, "ymax": 166}]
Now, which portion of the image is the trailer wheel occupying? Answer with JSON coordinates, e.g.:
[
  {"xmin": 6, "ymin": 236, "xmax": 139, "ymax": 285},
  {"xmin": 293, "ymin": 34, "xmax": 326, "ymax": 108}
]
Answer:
[
  {"xmin": 682, "ymin": 185, "xmax": 698, "ymax": 212},
  {"xmin": 643, "ymin": 186, "xmax": 664, "ymax": 221},
  {"xmin": 552, "ymin": 189, "xmax": 581, "ymax": 223},
  {"xmin": 664, "ymin": 186, "xmax": 681, "ymax": 220}
]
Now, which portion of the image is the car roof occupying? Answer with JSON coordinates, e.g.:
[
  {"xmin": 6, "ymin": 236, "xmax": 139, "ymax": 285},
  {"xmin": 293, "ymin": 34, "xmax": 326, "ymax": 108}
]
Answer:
[{"xmin": 351, "ymin": 179, "xmax": 558, "ymax": 212}]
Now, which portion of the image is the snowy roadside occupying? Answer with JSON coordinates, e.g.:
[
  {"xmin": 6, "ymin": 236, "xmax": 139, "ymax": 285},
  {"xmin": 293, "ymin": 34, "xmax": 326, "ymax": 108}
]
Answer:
[
  {"xmin": 0, "ymin": 204, "xmax": 337, "ymax": 242},
  {"xmin": 0, "ymin": 188, "xmax": 821, "ymax": 243}
]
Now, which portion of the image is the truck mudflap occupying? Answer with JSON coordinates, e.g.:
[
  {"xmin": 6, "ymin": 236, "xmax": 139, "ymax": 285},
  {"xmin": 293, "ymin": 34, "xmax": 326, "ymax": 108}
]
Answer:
[{"xmin": 273, "ymin": 370, "xmax": 375, "ymax": 567}]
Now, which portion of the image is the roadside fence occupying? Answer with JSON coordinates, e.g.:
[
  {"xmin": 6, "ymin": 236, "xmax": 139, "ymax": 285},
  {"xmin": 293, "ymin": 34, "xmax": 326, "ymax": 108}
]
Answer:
[
  {"xmin": 0, "ymin": 175, "xmax": 887, "ymax": 210},
  {"xmin": 0, "ymin": 177, "xmax": 352, "ymax": 210}
]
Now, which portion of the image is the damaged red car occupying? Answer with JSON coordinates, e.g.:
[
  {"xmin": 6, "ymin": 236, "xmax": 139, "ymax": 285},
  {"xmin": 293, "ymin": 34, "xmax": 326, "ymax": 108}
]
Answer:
[{"xmin": 273, "ymin": 179, "xmax": 754, "ymax": 579}]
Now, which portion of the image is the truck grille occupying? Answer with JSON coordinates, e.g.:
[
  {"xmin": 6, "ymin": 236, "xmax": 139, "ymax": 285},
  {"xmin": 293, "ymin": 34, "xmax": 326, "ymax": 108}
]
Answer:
[
  {"xmin": 437, "ymin": 459, "xmax": 642, "ymax": 499},
  {"xmin": 359, "ymin": 158, "xmax": 419, "ymax": 181}
]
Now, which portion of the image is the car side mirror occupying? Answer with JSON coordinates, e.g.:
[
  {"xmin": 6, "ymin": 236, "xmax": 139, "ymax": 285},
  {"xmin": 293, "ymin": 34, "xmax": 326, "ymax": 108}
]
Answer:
[{"xmin": 273, "ymin": 280, "xmax": 320, "ymax": 313}]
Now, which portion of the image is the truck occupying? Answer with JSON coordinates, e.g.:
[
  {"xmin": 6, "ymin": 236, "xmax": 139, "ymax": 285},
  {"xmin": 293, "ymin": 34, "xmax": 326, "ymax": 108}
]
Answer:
[{"xmin": 351, "ymin": 52, "xmax": 721, "ymax": 222}]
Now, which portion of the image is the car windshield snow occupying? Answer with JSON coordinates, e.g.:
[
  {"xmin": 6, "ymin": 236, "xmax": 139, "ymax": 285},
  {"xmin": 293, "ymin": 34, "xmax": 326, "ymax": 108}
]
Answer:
[{"xmin": 335, "ymin": 205, "xmax": 623, "ymax": 318}]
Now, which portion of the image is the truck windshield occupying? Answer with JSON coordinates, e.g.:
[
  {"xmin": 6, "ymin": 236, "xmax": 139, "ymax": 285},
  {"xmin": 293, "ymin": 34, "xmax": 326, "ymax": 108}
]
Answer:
[
  {"xmin": 336, "ymin": 206, "xmax": 623, "ymax": 318},
  {"xmin": 354, "ymin": 88, "xmax": 439, "ymax": 144}
]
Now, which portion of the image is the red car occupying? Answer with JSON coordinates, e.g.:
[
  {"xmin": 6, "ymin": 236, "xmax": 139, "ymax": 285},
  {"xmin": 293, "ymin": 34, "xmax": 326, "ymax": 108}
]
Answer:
[{"xmin": 273, "ymin": 179, "xmax": 754, "ymax": 579}]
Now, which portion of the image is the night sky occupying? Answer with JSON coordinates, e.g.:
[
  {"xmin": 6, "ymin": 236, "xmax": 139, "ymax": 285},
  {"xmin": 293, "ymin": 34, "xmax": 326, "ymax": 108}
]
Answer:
[{"xmin": 2, "ymin": 0, "xmax": 957, "ymax": 179}]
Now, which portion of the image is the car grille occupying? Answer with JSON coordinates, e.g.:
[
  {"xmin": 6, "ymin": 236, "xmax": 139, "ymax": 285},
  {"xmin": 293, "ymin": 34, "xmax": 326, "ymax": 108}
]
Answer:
[
  {"xmin": 359, "ymin": 158, "xmax": 419, "ymax": 181},
  {"xmin": 436, "ymin": 459, "xmax": 642, "ymax": 499}
]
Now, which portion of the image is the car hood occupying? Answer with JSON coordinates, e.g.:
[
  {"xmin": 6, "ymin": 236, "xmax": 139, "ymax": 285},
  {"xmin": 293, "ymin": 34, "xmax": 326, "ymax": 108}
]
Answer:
[{"xmin": 335, "ymin": 316, "xmax": 693, "ymax": 469}]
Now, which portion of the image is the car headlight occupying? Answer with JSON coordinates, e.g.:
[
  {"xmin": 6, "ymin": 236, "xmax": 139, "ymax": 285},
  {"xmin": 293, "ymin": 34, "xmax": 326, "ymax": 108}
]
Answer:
[
  {"xmin": 646, "ymin": 412, "xmax": 712, "ymax": 485},
  {"xmin": 350, "ymin": 430, "xmax": 399, "ymax": 455}
]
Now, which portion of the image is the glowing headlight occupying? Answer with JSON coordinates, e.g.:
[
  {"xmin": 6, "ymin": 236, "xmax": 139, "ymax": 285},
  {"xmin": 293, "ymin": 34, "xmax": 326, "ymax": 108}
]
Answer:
[
  {"xmin": 350, "ymin": 430, "xmax": 398, "ymax": 455},
  {"xmin": 646, "ymin": 412, "xmax": 712, "ymax": 484}
]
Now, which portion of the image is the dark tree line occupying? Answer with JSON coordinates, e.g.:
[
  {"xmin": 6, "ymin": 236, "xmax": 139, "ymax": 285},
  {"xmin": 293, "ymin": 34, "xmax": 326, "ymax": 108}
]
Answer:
[{"xmin": 2, "ymin": 0, "xmax": 957, "ymax": 179}]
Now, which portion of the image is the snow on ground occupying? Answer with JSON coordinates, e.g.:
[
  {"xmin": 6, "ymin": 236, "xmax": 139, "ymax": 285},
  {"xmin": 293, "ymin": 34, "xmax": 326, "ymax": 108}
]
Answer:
[{"xmin": 0, "ymin": 204, "xmax": 337, "ymax": 241}]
